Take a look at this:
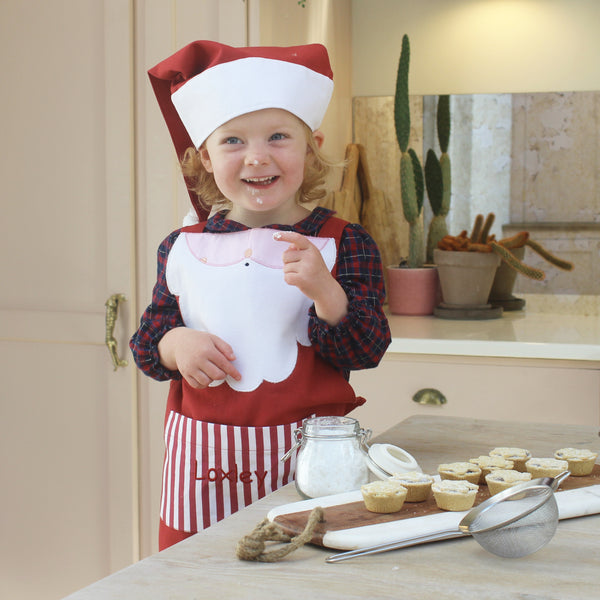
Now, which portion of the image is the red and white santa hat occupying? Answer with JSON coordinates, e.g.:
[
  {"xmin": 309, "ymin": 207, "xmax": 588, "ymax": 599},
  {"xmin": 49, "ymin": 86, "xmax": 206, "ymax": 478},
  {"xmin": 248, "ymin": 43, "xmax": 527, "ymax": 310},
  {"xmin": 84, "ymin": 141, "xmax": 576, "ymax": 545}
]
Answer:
[
  {"xmin": 148, "ymin": 40, "xmax": 334, "ymax": 220},
  {"xmin": 149, "ymin": 40, "xmax": 334, "ymax": 151}
]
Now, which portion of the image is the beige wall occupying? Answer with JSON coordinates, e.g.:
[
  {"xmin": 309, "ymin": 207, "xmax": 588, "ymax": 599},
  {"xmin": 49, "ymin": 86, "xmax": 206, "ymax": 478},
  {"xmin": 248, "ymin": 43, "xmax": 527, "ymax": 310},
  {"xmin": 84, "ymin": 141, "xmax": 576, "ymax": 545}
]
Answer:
[
  {"xmin": 352, "ymin": 0, "xmax": 600, "ymax": 96},
  {"xmin": 258, "ymin": 0, "xmax": 352, "ymax": 180}
]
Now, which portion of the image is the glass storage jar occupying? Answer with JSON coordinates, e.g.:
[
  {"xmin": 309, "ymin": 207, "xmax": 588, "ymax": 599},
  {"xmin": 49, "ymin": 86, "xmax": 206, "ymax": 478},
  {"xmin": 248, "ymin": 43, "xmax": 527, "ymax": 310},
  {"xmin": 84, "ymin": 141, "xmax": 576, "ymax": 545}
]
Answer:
[{"xmin": 290, "ymin": 416, "xmax": 371, "ymax": 499}]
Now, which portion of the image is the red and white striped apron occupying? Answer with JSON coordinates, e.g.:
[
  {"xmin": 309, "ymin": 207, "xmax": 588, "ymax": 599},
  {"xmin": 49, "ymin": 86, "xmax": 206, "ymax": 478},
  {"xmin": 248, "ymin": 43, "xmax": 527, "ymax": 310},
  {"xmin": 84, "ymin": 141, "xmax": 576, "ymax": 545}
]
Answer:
[{"xmin": 160, "ymin": 410, "xmax": 302, "ymax": 531}]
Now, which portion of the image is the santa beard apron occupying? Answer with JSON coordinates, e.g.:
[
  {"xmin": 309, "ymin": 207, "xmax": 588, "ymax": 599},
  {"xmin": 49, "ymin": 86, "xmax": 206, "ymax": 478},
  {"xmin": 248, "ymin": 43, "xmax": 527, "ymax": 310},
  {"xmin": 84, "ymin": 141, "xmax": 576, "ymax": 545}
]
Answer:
[{"xmin": 160, "ymin": 220, "xmax": 364, "ymax": 537}]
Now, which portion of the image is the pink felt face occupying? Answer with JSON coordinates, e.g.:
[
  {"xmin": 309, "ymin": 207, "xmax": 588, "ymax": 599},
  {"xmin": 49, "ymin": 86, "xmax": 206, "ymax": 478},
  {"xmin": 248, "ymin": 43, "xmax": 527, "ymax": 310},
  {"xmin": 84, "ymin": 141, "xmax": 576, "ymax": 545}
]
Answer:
[{"xmin": 184, "ymin": 228, "xmax": 331, "ymax": 269}]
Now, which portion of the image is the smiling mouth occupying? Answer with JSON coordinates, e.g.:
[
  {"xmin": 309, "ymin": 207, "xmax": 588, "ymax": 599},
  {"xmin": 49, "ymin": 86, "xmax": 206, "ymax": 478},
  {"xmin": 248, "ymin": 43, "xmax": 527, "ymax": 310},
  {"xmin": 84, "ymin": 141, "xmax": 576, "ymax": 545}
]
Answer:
[{"xmin": 242, "ymin": 176, "xmax": 278, "ymax": 186}]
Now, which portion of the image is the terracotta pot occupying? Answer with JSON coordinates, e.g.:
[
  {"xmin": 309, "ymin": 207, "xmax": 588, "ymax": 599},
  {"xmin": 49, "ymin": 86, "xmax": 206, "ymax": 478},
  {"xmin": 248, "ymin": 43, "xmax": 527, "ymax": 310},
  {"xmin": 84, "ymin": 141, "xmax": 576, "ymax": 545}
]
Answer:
[
  {"xmin": 386, "ymin": 265, "xmax": 440, "ymax": 316},
  {"xmin": 433, "ymin": 249, "xmax": 501, "ymax": 307}
]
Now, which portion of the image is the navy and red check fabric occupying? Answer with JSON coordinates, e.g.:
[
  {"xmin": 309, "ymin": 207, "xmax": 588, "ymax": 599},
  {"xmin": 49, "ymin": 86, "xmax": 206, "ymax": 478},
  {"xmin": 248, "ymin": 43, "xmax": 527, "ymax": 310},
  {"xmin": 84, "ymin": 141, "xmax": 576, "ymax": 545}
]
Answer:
[{"xmin": 130, "ymin": 207, "xmax": 390, "ymax": 381}]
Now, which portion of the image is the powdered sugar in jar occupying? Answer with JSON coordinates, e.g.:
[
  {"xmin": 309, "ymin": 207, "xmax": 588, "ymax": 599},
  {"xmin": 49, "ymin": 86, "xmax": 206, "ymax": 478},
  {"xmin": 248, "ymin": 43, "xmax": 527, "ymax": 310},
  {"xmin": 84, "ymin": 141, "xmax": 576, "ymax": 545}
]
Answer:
[{"xmin": 290, "ymin": 416, "xmax": 371, "ymax": 499}]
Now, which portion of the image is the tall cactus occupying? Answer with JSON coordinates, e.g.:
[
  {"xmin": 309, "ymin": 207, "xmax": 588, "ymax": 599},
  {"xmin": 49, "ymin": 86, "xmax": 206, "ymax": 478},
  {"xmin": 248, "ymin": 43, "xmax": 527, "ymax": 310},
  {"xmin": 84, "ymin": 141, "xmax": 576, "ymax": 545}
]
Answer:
[
  {"xmin": 425, "ymin": 95, "xmax": 451, "ymax": 262},
  {"xmin": 395, "ymin": 35, "xmax": 452, "ymax": 267},
  {"xmin": 394, "ymin": 34, "xmax": 425, "ymax": 267},
  {"xmin": 425, "ymin": 148, "xmax": 444, "ymax": 261}
]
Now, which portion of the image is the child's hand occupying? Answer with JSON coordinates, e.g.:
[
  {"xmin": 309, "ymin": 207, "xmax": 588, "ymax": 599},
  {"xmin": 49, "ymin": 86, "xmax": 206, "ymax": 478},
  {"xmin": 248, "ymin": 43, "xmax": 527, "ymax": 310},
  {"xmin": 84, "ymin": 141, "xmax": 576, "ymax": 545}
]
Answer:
[
  {"xmin": 274, "ymin": 231, "xmax": 348, "ymax": 326},
  {"xmin": 158, "ymin": 327, "xmax": 241, "ymax": 389}
]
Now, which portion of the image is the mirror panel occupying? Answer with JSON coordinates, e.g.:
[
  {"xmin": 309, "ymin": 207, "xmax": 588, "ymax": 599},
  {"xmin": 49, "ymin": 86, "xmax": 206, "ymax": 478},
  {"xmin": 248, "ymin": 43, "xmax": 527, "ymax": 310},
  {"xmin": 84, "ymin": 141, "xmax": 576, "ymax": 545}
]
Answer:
[{"xmin": 353, "ymin": 91, "xmax": 600, "ymax": 297}]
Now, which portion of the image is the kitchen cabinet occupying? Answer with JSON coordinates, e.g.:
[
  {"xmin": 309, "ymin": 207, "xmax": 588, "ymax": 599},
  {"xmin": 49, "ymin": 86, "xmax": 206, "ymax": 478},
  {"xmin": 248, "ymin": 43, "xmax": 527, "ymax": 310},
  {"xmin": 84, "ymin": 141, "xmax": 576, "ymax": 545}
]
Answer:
[
  {"xmin": 349, "ymin": 310, "xmax": 600, "ymax": 435},
  {"xmin": 1, "ymin": 3, "xmax": 137, "ymax": 599}
]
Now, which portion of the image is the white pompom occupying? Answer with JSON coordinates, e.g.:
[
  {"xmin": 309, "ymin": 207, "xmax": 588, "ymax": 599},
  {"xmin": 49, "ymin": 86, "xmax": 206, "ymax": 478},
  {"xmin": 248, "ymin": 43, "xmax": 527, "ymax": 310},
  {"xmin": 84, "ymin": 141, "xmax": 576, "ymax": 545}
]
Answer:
[{"xmin": 182, "ymin": 208, "xmax": 200, "ymax": 226}]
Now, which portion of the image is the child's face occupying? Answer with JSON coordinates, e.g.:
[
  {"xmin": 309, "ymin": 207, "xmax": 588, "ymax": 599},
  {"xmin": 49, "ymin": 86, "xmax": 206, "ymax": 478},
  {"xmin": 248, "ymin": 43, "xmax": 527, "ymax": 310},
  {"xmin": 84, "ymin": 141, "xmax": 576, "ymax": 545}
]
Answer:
[{"xmin": 200, "ymin": 108, "xmax": 323, "ymax": 224}]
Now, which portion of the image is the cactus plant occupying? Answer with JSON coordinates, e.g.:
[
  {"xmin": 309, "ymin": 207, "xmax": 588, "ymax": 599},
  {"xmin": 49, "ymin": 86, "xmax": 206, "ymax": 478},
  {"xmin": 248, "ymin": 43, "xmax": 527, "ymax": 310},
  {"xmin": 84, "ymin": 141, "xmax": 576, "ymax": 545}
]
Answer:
[
  {"xmin": 395, "ymin": 35, "xmax": 425, "ymax": 268},
  {"xmin": 425, "ymin": 95, "xmax": 451, "ymax": 262},
  {"xmin": 395, "ymin": 34, "xmax": 451, "ymax": 267}
]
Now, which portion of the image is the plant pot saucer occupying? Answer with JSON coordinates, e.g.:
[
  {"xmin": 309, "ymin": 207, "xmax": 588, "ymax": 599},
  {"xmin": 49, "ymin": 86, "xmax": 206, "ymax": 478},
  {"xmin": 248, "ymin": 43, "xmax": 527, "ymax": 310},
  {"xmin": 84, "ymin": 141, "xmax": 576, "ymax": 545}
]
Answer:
[
  {"xmin": 434, "ymin": 302, "xmax": 503, "ymax": 320},
  {"xmin": 489, "ymin": 295, "xmax": 526, "ymax": 312}
]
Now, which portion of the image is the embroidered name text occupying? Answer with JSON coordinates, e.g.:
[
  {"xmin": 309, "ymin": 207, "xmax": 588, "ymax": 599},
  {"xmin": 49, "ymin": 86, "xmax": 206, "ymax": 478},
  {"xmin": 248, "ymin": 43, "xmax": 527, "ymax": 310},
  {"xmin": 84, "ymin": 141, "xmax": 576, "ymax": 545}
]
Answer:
[{"xmin": 195, "ymin": 463, "xmax": 268, "ymax": 487}]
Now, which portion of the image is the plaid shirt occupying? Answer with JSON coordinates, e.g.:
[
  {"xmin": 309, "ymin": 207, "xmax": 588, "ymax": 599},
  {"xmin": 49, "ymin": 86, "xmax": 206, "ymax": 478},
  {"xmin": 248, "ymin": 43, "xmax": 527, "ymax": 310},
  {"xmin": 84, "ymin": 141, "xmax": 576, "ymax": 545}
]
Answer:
[{"xmin": 130, "ymin": 206, "xmax": 390, "ymax": 381}]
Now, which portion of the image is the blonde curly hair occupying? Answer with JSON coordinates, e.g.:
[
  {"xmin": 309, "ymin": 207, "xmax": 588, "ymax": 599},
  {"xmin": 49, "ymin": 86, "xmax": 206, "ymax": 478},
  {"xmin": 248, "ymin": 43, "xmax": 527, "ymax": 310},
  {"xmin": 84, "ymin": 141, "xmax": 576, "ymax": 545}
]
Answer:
[{"xmin": 180, "ymin": 122, "xmax": 335, "ymax": 212}]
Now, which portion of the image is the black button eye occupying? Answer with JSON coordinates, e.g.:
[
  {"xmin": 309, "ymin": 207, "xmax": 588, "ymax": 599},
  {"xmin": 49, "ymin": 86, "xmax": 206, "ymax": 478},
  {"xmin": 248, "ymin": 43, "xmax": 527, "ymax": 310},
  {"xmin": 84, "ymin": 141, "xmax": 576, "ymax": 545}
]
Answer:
[{"xmin": 244, "ymin": 262, "xmax": 250, "ymax": 267}]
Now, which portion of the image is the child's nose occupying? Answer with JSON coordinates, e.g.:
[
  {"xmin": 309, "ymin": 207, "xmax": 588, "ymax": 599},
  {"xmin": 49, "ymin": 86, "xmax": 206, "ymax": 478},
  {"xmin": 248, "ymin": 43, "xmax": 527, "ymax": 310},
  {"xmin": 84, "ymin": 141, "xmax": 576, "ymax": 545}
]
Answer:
[{"xmin": 244, "ymin": 144, "xmax": 269, "ymax": 166}]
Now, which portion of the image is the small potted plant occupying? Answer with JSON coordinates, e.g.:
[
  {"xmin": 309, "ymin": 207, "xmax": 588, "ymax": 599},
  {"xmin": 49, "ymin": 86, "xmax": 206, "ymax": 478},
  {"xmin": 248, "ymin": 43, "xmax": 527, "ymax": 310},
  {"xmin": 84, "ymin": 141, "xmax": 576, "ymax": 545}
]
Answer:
[{"xmin": 387, "ymin": 34, "xmax": 447, "ymax": 315}]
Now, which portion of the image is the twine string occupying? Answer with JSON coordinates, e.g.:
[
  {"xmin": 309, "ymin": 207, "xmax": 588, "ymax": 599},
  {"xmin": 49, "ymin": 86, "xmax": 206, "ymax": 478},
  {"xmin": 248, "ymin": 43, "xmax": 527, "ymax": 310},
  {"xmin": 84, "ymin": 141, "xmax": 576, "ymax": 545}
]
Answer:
[{"xmin": 236, "ymin": 506, "xmax": 324, "ymax": 562}]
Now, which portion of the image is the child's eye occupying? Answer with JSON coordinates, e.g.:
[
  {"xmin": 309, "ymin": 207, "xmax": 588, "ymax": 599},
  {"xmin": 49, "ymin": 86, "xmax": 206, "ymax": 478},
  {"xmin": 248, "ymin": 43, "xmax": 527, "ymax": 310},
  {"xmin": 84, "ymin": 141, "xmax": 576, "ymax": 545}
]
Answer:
[
  {"xmin": 224, "ymin": 136, "xmax": 242, "ymax": 145},
  {"xmin": 270, "ymin": 132, "xmax": 288, "ymax": 141}
]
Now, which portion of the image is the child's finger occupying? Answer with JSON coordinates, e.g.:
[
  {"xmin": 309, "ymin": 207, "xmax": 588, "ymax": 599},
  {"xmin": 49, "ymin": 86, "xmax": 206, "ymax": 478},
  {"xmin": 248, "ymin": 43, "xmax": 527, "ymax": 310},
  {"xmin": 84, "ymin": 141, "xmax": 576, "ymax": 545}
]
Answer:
[
  {"xmin": 272, "ymin": 230, "xmax": 309, "ymax": 249},
  {"xmin": 210, "ymin": 334, "xmax": 236, "ymax": 361},
  {"xmin": 274, "ymin": 231, "xmax": 315, "ymax": 265},
  {"xmin": 210, "ymin": 335, "xmax": 242, "ymax": 381}
]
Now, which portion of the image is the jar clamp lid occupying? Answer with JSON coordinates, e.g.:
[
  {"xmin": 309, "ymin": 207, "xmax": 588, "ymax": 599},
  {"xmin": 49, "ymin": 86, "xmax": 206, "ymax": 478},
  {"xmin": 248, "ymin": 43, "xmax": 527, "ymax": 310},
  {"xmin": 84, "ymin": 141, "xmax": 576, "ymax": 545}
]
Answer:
[
  {"xmin": 281, "ymin": 416, "xmax": 372, "ymax": 463},
  {"xmin": 366, "ymin": 443, "xmax": 422, "ymax": 479}
]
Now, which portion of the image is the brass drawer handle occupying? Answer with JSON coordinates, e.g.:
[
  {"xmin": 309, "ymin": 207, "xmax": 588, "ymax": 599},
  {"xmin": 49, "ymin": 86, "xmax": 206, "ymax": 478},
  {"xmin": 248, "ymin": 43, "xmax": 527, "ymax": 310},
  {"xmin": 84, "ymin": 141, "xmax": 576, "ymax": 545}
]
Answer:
[
  {"xmin": 413, "ymin": 388, "xmax": 447, "ymax": 406},
  {"xmin": 105, "ymin": 293, "xmax": 128, "ymax": 371}
]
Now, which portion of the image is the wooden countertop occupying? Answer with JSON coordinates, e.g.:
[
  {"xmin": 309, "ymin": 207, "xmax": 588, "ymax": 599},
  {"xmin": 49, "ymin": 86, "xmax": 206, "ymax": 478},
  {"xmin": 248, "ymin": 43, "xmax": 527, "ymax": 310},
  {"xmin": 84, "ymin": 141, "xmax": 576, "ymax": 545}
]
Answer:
[{"xmin": 65, "ymin": 416, "xmax": 600, "ymax": 600}]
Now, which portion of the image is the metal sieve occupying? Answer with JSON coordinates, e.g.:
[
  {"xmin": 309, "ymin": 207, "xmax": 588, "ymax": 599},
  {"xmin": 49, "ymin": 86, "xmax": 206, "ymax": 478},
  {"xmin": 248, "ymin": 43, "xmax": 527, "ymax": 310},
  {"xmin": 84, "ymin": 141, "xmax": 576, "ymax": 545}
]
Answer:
[
  {"xmin": 458, "ymin": 481, "xmax": 558, "ymax": 558},
  {"xmin": 326, "ymin": 471, "xmax": 570, "ymax": 563}
]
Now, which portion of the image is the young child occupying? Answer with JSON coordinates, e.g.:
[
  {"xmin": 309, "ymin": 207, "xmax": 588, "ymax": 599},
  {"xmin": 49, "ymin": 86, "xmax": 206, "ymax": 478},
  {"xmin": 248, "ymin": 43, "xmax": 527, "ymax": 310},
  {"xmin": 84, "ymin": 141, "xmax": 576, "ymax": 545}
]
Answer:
[{"xmin": 130, "ymin": 40, "xmax": 391, "ymax": 550}]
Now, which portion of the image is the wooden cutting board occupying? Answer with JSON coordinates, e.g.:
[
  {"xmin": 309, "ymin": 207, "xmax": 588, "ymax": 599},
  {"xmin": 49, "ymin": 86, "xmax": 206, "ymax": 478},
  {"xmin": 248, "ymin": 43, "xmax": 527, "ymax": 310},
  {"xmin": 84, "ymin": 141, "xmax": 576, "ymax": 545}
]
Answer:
[{"xmin": 272, "ymin": 465, "xmax": 600, "ymax": 546}]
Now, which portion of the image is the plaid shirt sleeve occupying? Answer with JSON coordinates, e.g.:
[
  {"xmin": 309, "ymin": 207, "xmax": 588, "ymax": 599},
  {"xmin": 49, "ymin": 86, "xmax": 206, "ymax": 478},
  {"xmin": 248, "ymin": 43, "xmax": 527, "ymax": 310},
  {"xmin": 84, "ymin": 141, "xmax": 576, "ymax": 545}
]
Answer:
[
  {"xmin": 308, "ymin": 223, "xmax": 391, "ymax": 374},
  {"xmin": 129, "ymin": 230, "xmax": 184, "ymax": 381}
]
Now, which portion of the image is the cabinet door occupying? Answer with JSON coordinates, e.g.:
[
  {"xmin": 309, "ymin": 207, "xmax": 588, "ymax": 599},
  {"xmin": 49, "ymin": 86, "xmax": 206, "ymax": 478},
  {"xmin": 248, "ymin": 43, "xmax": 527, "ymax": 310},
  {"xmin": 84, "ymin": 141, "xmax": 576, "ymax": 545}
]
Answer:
[{"xmin": 0, "ymin": 1, "xmax": 136, "ymax": 598}]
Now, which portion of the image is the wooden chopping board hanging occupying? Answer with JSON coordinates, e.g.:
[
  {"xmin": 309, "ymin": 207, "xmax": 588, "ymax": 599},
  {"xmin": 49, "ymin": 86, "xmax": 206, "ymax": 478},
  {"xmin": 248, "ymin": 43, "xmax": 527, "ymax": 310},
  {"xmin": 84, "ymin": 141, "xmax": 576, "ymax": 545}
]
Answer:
[{"xmin": 320, "ymin": 144, "xmax": 402, "ymax": 279}]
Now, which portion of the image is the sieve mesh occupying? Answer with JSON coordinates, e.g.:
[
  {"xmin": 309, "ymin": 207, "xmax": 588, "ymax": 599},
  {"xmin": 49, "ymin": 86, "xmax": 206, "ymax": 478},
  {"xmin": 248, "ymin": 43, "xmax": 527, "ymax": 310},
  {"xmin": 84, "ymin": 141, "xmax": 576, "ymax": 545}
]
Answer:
[{"xmin": 465, "ymin": 485, "xmax": 559, "ymax": 558}]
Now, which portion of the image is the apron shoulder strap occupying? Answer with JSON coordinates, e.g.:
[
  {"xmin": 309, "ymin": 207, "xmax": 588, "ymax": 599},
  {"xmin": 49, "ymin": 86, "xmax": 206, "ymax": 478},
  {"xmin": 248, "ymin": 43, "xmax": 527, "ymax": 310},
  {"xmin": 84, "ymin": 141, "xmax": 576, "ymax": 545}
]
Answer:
[
  {"xmin": 317, "ymin": 214, "xmax": 349, "ymax": 243},
  {"xmin": 316, "ymin": 214, "xmax": 350, "ymax": 278},
  {"xmin": 181, "ymin": 221, "xmax": 208, "ymax": 233}
]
